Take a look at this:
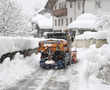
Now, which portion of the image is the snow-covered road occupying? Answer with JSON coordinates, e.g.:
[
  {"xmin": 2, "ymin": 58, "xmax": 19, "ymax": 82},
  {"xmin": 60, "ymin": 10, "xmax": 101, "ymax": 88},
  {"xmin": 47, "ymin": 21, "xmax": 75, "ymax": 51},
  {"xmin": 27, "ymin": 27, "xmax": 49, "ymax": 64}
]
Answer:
[
  {"xmin": 0, "ymin": 37, "xmax": 79, "ymax": 90},
  {"xmin": 6, "ymin": 68, "xmax": 71, "ymax": 90},
  {"xmin": 1, "ymin": 38, "xmax": 110, "ymax": 90},
  {"xmin": 5, "ymin": 55, "xmax": 79, "ymax": 90},
  {"xmin": 4, "ymin": 47, "xmax": 110, "ymax": 90}
]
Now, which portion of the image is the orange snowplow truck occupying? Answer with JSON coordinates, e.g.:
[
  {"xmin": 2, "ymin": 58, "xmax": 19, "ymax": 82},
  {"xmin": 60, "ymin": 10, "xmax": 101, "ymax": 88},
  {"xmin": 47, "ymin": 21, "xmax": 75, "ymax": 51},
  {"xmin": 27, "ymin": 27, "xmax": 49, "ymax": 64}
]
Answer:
[
  {"xmin": 38, "ymin": 32, "xmax": 77, "ymax": 68},
  {"xmin": 38, "ymin": 32, "xmax": 70, "ymax": 53},
  {"xmin": 38, "ymin": 39, "xmax": 69, "ymax": 53}
]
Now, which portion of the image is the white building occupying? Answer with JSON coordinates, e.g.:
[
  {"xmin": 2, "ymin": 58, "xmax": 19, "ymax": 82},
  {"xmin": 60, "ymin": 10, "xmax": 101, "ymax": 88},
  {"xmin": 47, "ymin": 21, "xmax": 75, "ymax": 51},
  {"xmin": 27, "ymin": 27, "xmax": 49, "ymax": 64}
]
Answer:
[
  {"xmin": 45, "ymin": 0, "xmax": 110, "ymax": 32},
  {"xmin": 52, "ymin": 0, "xmax": 84, "ymax": 31}
]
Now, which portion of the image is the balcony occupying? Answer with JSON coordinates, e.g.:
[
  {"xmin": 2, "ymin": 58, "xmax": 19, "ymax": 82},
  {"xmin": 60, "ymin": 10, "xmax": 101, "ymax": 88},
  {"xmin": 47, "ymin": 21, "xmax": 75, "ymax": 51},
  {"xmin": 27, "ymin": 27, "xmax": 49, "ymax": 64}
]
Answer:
[{"xmin": 53, "ymin": 8, "xmax": 67, "ymax": 17}]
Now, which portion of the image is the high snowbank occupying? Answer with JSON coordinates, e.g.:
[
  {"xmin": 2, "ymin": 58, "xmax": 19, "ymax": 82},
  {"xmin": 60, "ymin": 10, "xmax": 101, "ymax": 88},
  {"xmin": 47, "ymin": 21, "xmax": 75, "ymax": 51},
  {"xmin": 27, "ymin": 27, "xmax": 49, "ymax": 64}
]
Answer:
[
  {"xmin": 0, "ymin": 36, "xmax": 45, "ymax": 57},
  {"xmin": 0, "ymin": 36, "xmax": 43, "ymax": 89},
  {"xmin": 0, "ymin": 53, "xmax": 41, "ymax": 89},
  {"xmin": 77, "ymin": 44, "xmax": 110, "ymax": 90}
]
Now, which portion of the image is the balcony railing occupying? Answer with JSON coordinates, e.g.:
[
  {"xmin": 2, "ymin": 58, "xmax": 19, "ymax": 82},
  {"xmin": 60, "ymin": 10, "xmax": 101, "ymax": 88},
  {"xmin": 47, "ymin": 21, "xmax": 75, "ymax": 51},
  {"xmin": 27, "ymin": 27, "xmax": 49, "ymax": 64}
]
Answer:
[{"xmin": 53, "ymin": 8, "xmax": 67, "ymax": 17}]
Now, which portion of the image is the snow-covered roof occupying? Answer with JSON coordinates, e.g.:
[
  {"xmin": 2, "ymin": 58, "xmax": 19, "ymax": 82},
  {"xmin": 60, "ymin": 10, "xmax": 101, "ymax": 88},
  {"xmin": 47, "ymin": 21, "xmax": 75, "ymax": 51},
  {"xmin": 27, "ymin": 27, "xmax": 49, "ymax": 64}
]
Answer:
[
  {"xmin": 32, "ymin": 14, "xmax": 52, "ymax": 29},
  {"xmin": 68, "ymin": 13, "xmax": 98, "ymax": 30},
  {"xmin": 95, "ymin": 15, "xmax": 110, "ymax": 31}
]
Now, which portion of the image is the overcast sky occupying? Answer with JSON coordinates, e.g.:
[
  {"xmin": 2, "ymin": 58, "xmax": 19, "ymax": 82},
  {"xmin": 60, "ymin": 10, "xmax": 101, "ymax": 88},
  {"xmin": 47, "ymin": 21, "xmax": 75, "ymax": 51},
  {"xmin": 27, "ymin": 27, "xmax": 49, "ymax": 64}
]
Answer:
[{"xmin": 17, "ymin": 0, "xmax": 48, "ymax": 16}]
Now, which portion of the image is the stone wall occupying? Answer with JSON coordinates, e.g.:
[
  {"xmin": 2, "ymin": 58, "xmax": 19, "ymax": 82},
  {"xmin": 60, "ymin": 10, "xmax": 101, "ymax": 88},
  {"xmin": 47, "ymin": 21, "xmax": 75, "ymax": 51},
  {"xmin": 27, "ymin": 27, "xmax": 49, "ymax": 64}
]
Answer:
[
  {"xmin": 96, "ymin": 39, "xmax": 108, "ymax": 48},
  {"xmin": 72, "ymin": 39, "xmax": 108, "ymax": 48}
]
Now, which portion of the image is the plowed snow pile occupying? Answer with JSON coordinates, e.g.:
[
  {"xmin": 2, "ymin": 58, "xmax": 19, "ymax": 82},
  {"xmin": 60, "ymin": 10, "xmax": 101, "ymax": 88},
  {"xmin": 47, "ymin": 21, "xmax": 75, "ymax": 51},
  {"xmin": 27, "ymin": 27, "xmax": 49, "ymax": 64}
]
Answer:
[
  {"xmin": 77, "ymin": 45, "xmax": 110, "ymax": 90},
  {"xmin": 0, "ymin": 53, "xmax": 41, "ymax": 89}
]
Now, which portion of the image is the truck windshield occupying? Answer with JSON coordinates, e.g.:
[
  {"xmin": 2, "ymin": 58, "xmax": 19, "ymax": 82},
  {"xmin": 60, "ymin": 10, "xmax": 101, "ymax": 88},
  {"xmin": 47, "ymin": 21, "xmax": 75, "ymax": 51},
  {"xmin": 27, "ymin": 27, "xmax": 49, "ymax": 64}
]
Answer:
[{"xmin": 47, "ymin": 33, "xmax": 67, "ymax": 40}]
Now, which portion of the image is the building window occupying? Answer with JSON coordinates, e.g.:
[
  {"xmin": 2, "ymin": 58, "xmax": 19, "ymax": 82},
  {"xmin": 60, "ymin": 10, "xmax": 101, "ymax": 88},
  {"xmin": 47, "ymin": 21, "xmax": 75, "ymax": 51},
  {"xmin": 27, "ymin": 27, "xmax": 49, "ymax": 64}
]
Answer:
[
  {"xmin": 66, "ymin": 18, "xmax": 68, "ymax": 25},
  {"xmin": 61, "ymin": 19, "xmax": 63, "ymax": 26},
  {"xmin": 55, "ymin": 5, "xmax": 56, "ymax": 10},
  {"xmin": 62, "ymin": 2, "xmax": 65, "ymax": 8},
  {"xmin": 70, "ymin": 17, "xmax": 72, "ymax": 23},
  {"xmin": 70, "ymin": 2, "xmax": 72, "ymax": 8},
  {"xmin": 59, "ymin": 3, "xmax": 61, "ymax": 9},
  {"xmin": 64, "ymin": 3, "xmax": 66, "ymax": 8},
  {"xmin": 78, "ymin": 0, "xmax": 81, "ymax": 10},
  {"xmin": 55, "ymin": 19, "xmax": 57, "ymax": 26},
  {"xmin": 58, "ymin": 19, "xmax": 60, "ymax": 26}
]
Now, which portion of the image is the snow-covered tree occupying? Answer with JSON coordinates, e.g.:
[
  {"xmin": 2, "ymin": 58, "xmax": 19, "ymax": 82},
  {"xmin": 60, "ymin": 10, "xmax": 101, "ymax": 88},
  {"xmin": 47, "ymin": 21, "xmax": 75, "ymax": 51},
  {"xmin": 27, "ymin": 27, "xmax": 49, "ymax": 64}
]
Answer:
[{"xmin": 0, "ymin": 0, "xmax": 31, "ymax": 36}]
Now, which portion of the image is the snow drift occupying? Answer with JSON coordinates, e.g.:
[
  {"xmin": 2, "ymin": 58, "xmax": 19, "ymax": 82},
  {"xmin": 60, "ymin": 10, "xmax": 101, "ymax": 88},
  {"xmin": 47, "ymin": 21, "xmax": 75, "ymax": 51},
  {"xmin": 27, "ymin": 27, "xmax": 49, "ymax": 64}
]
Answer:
[
  {"xmin": 0, "ymin": 36, "xmax": 44, "ymax": 57},
  {"xmin": 77, "ymin": 44, "xmax": 110, "ymax": 90},
  {"xmin": 0, "ymin": 53, "xmax": 41, "ymax": 89}
]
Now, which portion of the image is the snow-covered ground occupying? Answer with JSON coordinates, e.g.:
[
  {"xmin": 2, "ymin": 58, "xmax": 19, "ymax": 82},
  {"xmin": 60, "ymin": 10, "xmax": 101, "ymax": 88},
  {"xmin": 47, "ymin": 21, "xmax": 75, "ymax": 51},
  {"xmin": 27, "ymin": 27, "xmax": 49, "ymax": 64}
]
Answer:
[
  {"xmin": 1, "ymin": 0, "xmax": 110, "ymax": 89},
  {"xmin": 0, "ymin": 36, "xmax": 46, "ymax": 57},
  {"xmin": 76, "ymin": 44, "xmax": 110, "ymax": 90},
  {"xmin": 1, "ymin": 47, "xmax": 109, "ymax": 90},
  {"xmin": 0, "ymin": 37, "xmax": 110, "ymax": 90},
  {"xmin": 0, "ymin": 53, "xmax": 41, "ymax": 89},
  {"xmin": 68, "ymin": 12, "xmax": 110, "ymax": 90},
  {"xmin": 0, "ymin": 36, "xmax": 41, "ymax": 89},
  {"xmin": 0, "ymin": 31, "xmax": 110, "ymax": 90}
]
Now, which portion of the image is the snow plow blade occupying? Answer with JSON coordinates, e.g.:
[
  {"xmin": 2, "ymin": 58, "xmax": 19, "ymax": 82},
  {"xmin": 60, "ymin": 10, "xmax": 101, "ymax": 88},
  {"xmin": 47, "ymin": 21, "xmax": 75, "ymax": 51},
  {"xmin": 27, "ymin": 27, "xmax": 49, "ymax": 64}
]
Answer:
[{"xmin": 40, "ymin": 57, "xmax": 66, "ymax": 70}]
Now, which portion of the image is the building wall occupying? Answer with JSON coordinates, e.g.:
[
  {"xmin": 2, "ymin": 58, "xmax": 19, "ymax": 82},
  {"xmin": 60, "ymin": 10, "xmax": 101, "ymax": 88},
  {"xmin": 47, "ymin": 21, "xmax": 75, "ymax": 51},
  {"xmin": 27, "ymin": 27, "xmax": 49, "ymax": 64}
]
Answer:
[
  {"xmin": 72, "ymin": 39, "xmax": 107, "ymax": 48},
  {"xmin": 53, "ymin": 0, "xmax": 67, "ymax": 31},
  {"xmin": 52, "ymin": 0, "xmax": 110, "ymax": 31},
  {"xmin": 53, "ymin": 0, "xmax": 83, "ymax": 31}
]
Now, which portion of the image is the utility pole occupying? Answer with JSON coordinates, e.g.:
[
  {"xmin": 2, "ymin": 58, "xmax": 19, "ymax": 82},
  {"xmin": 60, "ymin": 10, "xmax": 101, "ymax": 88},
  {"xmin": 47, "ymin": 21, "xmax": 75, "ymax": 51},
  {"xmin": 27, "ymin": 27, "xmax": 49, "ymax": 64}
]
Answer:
[{"xmin": 65, "ymin": 30, "xmax": 72, "ymax": 66}]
